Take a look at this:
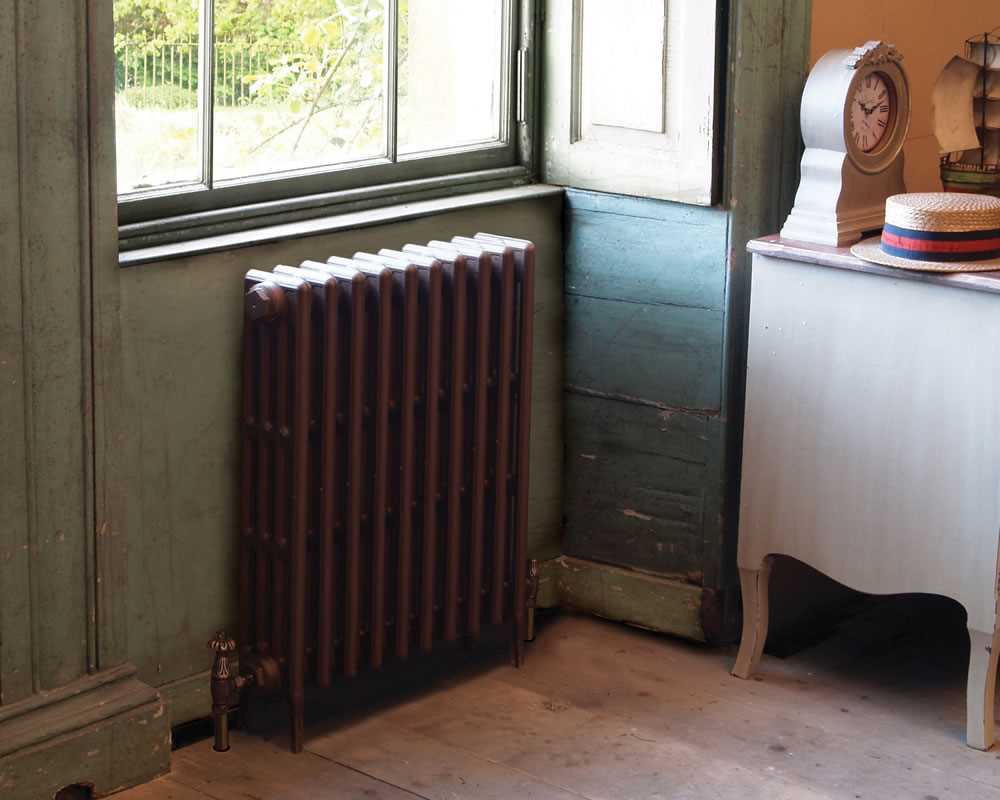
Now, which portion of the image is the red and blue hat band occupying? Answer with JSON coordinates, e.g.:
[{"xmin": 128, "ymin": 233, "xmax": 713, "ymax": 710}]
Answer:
[{"xmin": 880, "ymin": 223, "xmax": 1000, "ymax": 262}]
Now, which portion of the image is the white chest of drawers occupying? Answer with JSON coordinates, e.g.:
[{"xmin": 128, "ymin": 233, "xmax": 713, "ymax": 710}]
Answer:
[{"xmin": 732, "ymin": 236, "xmax": 1000, "ymax": 751}]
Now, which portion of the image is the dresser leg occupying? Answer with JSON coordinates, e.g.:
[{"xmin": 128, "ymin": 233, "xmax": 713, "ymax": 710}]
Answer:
[
  {"xmin": 966, "ymin": 626, "xmax": 1000, "ymax": 751},
  {"xmin": 731, "ymin": 560, "xmax": 772, "ymax": 679}
]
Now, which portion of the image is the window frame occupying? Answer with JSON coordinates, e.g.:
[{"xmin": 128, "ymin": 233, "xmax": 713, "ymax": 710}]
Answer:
[
  {"xmin": 117, "ymin": 0, "xmax": 533, "ymax": 239},
  {"xmin": 540, "ymin": 0, "xmax": 721, "ymax": 205}
]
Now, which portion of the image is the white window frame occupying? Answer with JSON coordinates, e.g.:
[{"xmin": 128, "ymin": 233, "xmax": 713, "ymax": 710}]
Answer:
[{"xmin": 542, "ymin": 0, "xmax": 721, "ymax": 205}]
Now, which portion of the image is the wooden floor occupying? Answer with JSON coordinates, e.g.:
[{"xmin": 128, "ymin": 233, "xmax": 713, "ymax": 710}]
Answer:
[{"xmin": 119, "ymin": 600, "xmax": 1000, "ymax": 800}]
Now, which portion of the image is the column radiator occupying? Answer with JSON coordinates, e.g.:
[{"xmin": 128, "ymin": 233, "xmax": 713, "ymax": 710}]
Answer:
[{"xmin": 211, "ymin": 234, "xmax": 537, "ymax": 753}]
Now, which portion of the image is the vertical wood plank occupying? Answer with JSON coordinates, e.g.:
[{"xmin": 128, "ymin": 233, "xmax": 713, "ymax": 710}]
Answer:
[
  {"xmin": 720, "ymin": 0, "xmax": 813, "ymax": 596},
  {"xmin": 16, "ymin": 0, "xmax": 91, "ymax": 690},
  {"xmin": 88, "ymin": 0, "xmax": 130, "ymax": 671},
  {"xmin": 0, "ymin": 0, "xmax": 34, "ymax": 706}
]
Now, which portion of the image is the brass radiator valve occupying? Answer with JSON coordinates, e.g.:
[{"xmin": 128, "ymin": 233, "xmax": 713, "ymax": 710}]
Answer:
[{"xmin": 208, "ymin": 631, "xmax": 280, "ymax": 752}]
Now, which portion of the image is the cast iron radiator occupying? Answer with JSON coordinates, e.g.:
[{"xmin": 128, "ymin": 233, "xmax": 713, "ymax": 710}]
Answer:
[{"xmin": 210, "ymin": 234, "xmax": 537, "ymax": 754}]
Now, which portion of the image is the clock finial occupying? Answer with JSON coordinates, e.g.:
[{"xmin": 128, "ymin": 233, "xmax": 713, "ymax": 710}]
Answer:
[{"xmin": 845, "ymin": 40, "xmax": 903, "ymax": 70}]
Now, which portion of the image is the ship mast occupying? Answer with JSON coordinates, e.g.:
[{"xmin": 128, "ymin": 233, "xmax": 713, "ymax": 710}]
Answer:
[{"xmin": 981, "ymin": 32, "xmax": 987, "ymax": 169}]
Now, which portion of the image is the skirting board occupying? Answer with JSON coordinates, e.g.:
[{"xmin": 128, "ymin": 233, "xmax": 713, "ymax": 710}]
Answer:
[
  {"xmin": 132, "ymin": 557, "xmax": 726, "ymax": 750},
  {"xmin": 157, "ymin": 669, "xmax": 212, "ymax": 729},
  {"xmin": 0, "ymin": 665, "xmax": 170, "ymax": 800},
  {"xmin": 537, "ymin": 555, "xmax": 726, "ymax": 643}
]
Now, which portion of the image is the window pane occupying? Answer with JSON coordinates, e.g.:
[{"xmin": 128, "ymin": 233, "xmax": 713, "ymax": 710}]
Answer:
[
  {"xmin": 114, "ymin": 1, "xmax": 202, "ymax": 194},
  {"xmin": 398, "ymin": 0, "xmax": 504, "ymax": 156},
  {"xmin": 213, "ymin": 0, "xmax": 388, "ymax": 182}
]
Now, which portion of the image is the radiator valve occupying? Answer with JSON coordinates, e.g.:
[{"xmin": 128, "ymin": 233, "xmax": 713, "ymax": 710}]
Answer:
[
  {"xmin": 525, "ymin": 559, "xmax": 540, "ymax": 641},
  {"xmin": 208, "ymin": 632, "xmax": 281, "ymax": 752},
  {"xmin": 208, "ymin": 632, "xmax": 238, "ymax": 752}
]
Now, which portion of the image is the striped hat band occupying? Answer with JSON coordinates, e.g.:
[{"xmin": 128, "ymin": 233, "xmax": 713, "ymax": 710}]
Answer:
[
  {"xmin": 880, "ymin": 224, "xmax": 1000, "ymax": 262},
  {"xmin": 851, "ymin": 193, "xmax": 1000, "ymax": 273}
]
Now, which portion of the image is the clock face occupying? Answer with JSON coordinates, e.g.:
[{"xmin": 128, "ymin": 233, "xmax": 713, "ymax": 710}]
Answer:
[{"xmin": 849, "ymin": 72, "xmax": 894, "ymax": 153}]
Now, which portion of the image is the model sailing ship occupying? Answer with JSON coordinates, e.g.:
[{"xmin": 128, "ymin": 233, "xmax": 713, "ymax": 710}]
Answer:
[{"xmin": 933, "ymin": 29, "xmax": 1000, "ymax": 197}]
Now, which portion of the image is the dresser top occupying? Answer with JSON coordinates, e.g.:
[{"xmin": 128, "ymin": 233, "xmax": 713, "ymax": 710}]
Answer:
[{"xmin": 749, "ymin": 235, "xmax": 1000, "ymax": 297}]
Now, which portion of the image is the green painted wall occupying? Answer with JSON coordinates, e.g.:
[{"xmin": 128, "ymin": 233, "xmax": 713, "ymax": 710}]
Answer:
[{"xmin": 119, "ymin": 195, "xmax": 565, "ymax": 713}]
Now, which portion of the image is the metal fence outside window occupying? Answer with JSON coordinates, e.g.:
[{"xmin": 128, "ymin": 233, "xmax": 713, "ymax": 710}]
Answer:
[{"xmin": 115, "ymin": 40, "xmax": 292, "ymax": 108}]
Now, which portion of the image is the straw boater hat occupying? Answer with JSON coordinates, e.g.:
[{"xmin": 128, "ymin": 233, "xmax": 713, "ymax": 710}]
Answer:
[{"xmin": 851, "ymin": 192, "xmax": 1000, "ymax": 272}]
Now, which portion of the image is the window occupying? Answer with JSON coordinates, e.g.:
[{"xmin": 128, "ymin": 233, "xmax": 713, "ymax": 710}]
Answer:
[
  {"xmin": 542, "ymin": 0, "xmax": 720, "ymax": 205},
  {"xmin": 115, "ymin": 0, "xmax": 520, "ymax": 226}
]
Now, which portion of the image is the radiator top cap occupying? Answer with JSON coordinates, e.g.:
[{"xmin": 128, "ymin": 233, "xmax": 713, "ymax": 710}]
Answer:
[{"xmin": 246, "ymin": 282, "xmax": 287, "ymax": 321}]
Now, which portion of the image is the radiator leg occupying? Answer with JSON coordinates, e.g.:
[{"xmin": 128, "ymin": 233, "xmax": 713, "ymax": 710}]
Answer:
[
  {"xmin": 290, "ymin": 693, "xmax": 305, "ymax": 754},
  {"xmin": 512, "ymin": 635, "xmax": 523, "ymax": 668}
]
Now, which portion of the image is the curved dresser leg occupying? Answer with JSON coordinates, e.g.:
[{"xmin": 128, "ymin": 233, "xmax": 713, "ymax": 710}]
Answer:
[
  {"xmin": 966, "ymin": 626, "xmax": 1000, "ymax": 751},
  {"xmin": 732, "ymin": 559, "xmax": 773, "ymax": 679}
]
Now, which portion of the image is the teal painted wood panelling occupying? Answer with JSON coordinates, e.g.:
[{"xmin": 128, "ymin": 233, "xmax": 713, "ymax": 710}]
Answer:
[
  {"xmin": 566, "ymin": 295, "xmax": 724, "ymax": 411},
  {"xmin": 565, "ymin": 192, "xmax": 729, "ymax": 313},
  {"xmin": 564, "ymin": 393, "xmax": 723, "ymax": 580},
  {"xmin": 560, "ymin": 0, "xmax": 812, "ymax": 619},
  {"xmin": 562, "ymin": 189, "xmax": 729, "ymax": 578},
  {"xmin": 565, "ymin": 190, "xmax": 729, "ymax": 411}
]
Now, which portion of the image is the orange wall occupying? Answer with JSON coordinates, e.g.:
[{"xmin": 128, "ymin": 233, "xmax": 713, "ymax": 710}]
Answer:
[{"xmin": 811, "ymin": 1, "xmax": 996, "ymax": 191}]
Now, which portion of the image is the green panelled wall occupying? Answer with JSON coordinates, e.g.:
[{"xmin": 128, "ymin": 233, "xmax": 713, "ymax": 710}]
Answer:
[
  {"xmin": 1, "ymin": 2, "xmax": 170, "ymax": 797},
  {"xmin": 119, "ymin": 194, "xmax": 565, "ymax": 717}
]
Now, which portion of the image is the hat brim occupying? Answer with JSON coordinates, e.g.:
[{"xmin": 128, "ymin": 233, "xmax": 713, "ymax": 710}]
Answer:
[{"xmin": 850, "ymin": 236, "xmax": 1000, "ymax": 272}]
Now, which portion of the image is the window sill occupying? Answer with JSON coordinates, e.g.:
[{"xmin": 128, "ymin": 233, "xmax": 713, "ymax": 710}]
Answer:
[
  {"xmin": 119, "ymin": 182, "xmax": 563, "ymax": 267},
  {"xmin": 119, "ymin": 170, "xmax": 562, "ymax": 267}
]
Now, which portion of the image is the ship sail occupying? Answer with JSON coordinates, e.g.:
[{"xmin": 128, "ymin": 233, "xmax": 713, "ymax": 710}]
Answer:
[{"xmin": 932, "ymin": 55, "xmax": 983, "ymax": 154}]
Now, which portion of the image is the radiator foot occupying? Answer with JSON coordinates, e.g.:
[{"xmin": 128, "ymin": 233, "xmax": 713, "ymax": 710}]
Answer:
[{"xmin": 289, "ymin": 696, "xmax": 305, "ymax": 754}]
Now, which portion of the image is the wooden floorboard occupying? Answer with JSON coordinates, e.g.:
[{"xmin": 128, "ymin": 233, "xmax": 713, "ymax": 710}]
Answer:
[
  {"xmin": 123, "ymin": 732, "xmax": 419, "ymax": 800},
  {"xmin": 115, "ymin": 603, "xmax": 1000, "ymax": 799},
  {"xmin": 109, "ymin": 777, "xmax": 209, "ymax": 800}
]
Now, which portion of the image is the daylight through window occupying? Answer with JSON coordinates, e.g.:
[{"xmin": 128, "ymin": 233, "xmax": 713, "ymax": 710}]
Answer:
[{"xmin": 114, "ymin": 0, "xmax": 512, "ymax": 212}]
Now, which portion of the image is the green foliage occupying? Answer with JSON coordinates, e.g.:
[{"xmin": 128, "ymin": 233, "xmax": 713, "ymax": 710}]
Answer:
[
  {"xmin": 113, "ymin": 0, "xmax": 198, "ymax": 48},
  {"xmin": 247, "ymin": 1, "xmax": 384, "ymax": 105},
  {"xmin": 113, "ymin": 0, "xmax": 376, "ymax": 47},
  {"xmin": 115, "ymin": 0, "xmax": 391, "ymax": 163},
  {"xmin": 121, "ymin": 83, "xmax": 197, "ymax": 109}
]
